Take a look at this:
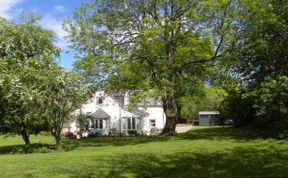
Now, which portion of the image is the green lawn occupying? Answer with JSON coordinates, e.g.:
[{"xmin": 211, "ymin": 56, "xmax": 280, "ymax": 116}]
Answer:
[{"xmin": 0, "ymin": 127, "xmax": 287, "ymax": 178}]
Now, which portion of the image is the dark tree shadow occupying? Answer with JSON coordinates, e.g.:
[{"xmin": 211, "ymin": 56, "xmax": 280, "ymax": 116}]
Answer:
[
  {"xmin": 61, "ymin": 144, "xmax": 288, "ymax": 178},
  {"xmin": 63, "ymin": 135, "xmax": 172, "ymax": 151},
  {"xmin": 63, "ymin": 127, "xmax": 270, "ymax": 151},
  {"xmin": 0, "ymin": 143, "xmax": 57, "ymax": 154},
  {"xmin": 178, "ymin": 127, "xmax": 269, "ymax": 142},
  {"xmin": 0, "ymin": 127, "xmax": 278, "ymax": 154},
  {"xmin": 0, "ymin": 135, "xmax": 171, "ymax": 154},
  {"xmin": 50, "ymin": 127, "xmax": 288, "ymax": 177},
  {"xmin": 0, "ymin": 134, "xmax": 171, "ymax": 154}
]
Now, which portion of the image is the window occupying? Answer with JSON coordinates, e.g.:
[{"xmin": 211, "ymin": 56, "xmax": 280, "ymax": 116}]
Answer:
[
  {"xmin": 211, "ymin": 114, "xmax": 220, "ymax": 118},
  {"xmin": 127, "ymin": 117, "xmax": 136, "ymax": 130},
  {"xmin": 199, "ymin": 115, "xmax": 209, "ymax": 119},
  {"xmin": 93, "ymin": 119, "xmax": 103, "ymax": 129},
  {"xmin": 150, "ymin": 120, "xmax": 156, "ymax": 128},
  {"xmin": 97, "ymin": 98, "xmax": 103, "ymax": 104}
]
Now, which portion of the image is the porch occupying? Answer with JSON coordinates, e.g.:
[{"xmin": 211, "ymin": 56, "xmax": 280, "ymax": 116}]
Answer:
[
  {"xmin": 87, "ymin": 107, "xmax": 148, "ymax": 136},
  {"xmin": 88, "ymin": 108, "xmax": 110, "ymax": 136}
]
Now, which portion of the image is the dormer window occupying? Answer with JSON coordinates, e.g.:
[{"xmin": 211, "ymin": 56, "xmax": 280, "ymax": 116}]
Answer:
[{"xmin": 97, "ymin": 98, "xmax": 103, "ymax": 104}]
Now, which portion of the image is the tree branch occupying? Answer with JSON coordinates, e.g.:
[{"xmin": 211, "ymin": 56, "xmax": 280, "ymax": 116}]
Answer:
[{"xmin": 212, "ymin": 0, "xmax": 233, "ymax": 60}]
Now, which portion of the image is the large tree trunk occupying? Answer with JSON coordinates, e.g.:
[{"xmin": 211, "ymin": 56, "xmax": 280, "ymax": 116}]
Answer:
[
  {"xmin": 53, "ymin": 131, "xmax": 62, "ymax": 149},
  {"xmin": 51, "ymin": 127, "xmax": 63, "ymax": 149},
  {"xmin": 21, "ymin": 129, "xmax": 30, "ymax": 148},
  {"xmin": 161, "ymin": 95, "xmax": 177, "ymax": 135},
  {"xmin": 55, "ymin": 132, "xmax": 62, "ymax": 149},
  {"xmin": 162, "ymin": 114, "xmax": 177, "ymax": 135}
]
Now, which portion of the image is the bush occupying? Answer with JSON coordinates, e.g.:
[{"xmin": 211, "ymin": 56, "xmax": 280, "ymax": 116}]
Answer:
[
  {"xmin": 219, "ymin": 87, "xmax": 256, "ymax": 126},
  {"xmin": 64, "ymin": 131, "xmax": 74, "ymax": 138},
  {"xmin": 8, "ymin": 144, "xmax": 57, "ymax": 154}
]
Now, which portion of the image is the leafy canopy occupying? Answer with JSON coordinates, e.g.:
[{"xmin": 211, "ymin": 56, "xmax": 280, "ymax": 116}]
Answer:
[{"xmin": 0, "ymin": 17, "xmax": 59, "ymax": 138}]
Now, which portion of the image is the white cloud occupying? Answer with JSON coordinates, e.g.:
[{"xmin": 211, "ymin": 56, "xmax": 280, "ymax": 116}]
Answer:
[
  {"xmin": 41, "ymin": 14, "xmax": 69, "ymax": 49},
  {"xmin": 0, "ymin": 0, "xmax": 23, "ymax": 20},
  {"xmin": 53, "ymin": 5, "xmax": 67, "ymax": 13}
]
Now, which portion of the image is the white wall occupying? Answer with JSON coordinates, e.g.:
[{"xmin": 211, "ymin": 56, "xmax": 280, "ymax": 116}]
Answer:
[
  {"xmin": 70, "ymin": 92, "xmax": 166, "ymax": 134},
  {"xmin": 71, "ymin": 93, "xmax": 123, "ymax": 132},
  {"xmin": 141, "ymin": 107, "xmax": 166, "ymax": 131}
]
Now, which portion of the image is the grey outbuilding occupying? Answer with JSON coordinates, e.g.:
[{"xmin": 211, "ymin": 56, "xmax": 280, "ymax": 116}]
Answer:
[{"xmin": 198, "ymin": 111, "xmax": 220, "ymax": 126}]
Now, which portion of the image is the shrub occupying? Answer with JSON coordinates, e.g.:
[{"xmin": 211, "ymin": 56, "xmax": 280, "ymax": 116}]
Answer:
[
  {"xmin": 64, "ymin": 131, "xmax": 74, "ymax": 138},
  {"xmin": 9, "ymin": 144, "xmax": 57, "ymax": 154}
]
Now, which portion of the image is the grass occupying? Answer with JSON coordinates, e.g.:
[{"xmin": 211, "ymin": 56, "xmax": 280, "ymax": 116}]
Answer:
[{"xmin": 0, "ymin": 127, "xmax": 287, "ymax": 178}]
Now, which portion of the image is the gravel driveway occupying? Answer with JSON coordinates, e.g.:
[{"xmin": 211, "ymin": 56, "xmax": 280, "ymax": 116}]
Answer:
[{"xmin": 175, "ymin": 124, "xmax": 193, "ymax": 133}]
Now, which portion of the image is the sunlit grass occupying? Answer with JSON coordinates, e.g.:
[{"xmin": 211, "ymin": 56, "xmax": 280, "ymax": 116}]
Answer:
[{"xmin": 0, "ymin": 127, "xmax": 287, "ymax": 177}]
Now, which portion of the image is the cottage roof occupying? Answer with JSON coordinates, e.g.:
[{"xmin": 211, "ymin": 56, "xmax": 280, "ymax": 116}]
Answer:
[
  {"xmin": 89, "ymin": 108, "xmax": 111, "ymax": 119},
  {"xmin": 123, "ymin": 106, "xmax": 149, "ymax": 117}
]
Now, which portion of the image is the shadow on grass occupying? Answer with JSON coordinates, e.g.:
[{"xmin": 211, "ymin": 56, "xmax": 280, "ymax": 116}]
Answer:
[
  {"xmin": 0, "ymin": 135, "xmax": 171, "ymax": 154},
  {"xmin": 0, "ymin": 143, "xmax": 57, "ymax": 154},
  {"xmin": 178, "ymin": 127, "xmax": 269, "ymax": 142},
  {"xmin": 59, "ymin": 143, "xmax": 288, "ymax": 178},
  {"xmin": 63, "ymin": 127, "xmax": 268, "ymax": 151},
  {"xmin": 0, "ymin": 127, "xmax": 277, "ymax": 154},
  {"xmin": 63, "ymin": 135, "xmax": 171, "ymax": 150}
]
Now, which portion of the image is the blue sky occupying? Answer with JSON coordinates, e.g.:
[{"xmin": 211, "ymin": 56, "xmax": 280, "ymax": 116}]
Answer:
[{"xmin": 0, "ymin": 0, "xmax": 89, "ymax": 70}]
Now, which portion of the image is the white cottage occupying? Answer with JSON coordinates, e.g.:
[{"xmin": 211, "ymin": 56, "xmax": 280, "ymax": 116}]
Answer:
[{"xmin": 70, "ymin": 91, "xmax": 166, "ymax": 136}]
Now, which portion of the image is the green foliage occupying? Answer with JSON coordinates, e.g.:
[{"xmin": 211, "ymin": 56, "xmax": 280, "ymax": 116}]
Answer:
[
  {"xmin": 0, "ymin": 16, "xmax": 87, "ymax": 148},
  {"xmin": 248, "ymin": 76, "xmax": 288, "ymax": 136},
  {"xmin": 8, "ymin": 144, "xmax": 58, "ymax": 154},
  {"xmin": 215, "ymin": 0, "xmax": 288, "ymax": 135},
  {"xmin": 41, "ymin": 69, "xmax": 88, "ymax": 148},
  {"xmin": 227, "ymin": 0, "xmax": 288, "ymax": 84},
  {"xmin": 182, "ymin": 87, "xmax": 227, "ymax": 120},
  {"xmin": 0, "ymin": 17, "xmax": 59, "ymax": 146},
  {"xmin": 252, "ymin": 76, "xmax": 288, "ymax": 119},
  {"xmin": 66, "ymin": 0, "xmax": 238, "ymax": 133},
  {"xmin": 278, "ymin": 129, "xmax": 288, "ymax": 139},
  {"xmin": 74, "ymin": 110, "xmax": 90, "ymax": 138},
  {"xmin": 219, "ymin": 87, "xmax": 256, "ymax": 126}
]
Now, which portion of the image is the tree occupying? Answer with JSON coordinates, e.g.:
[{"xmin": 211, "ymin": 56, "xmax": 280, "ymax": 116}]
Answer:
[
  {"xmin": 220, "ymin": 0, "xmax": 288, "ymax": 129},
  {"xmin": 218, "ymin": 87, "xmax": 256, "ymax": 126},
  {"xmin": 66, "ymin": 0, "xmax": 238, "ymax": 134},
  {"xmin": 254, "ymin": 76, "xmax": 288, "ymax": 116},
  {"xmin": 227, "ymin": 0, "xmax": 288, "ymax": 84},
  {"xmin": 74, "ymin": 109, "xmax": 90, "ymax": 138},
  {"xmin": 182, "ymin": 87, "xmax": 227, "ymax": 120},
  {"xmin": 0, "ymin": 17, "xmax": 59, "ymax": 147},
  {"xmin": 42, "ymin": 69, "xmax": 87, "ymax": 148}
]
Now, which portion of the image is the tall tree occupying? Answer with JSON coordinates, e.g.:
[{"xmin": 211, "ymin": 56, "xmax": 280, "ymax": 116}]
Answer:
[
  {"xmin": 228, "ymin": 0, "xmax": 288, "ymax": 84},
  {"xmin": 0, "ymin": 17, "xmax": 59, "ymax": 147},
  {"xmin": 66, "ymin": 0, "xmax": 238, "ymax": 134},
  {"xmin": 221, "ymin": 0, "xmax": 288, "ymax": 127}
]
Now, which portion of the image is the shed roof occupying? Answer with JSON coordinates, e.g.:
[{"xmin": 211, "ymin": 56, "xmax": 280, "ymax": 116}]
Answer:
[
  {"xmin": 198, "ymin": 111, "xmax": 220, "ymax": 115},
  {"xmin": 89, "ymin": 108, "xmax": 111, "ymax": 119}
]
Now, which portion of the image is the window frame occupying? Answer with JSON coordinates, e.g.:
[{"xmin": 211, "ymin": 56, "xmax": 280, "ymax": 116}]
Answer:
[
  {"xmin": 127, "ymin": 117, "xmax": 136, "ymax": 130},
  {"xmin": 150, "ymin": 119, "xmax": 156, "ymax": 128}
]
